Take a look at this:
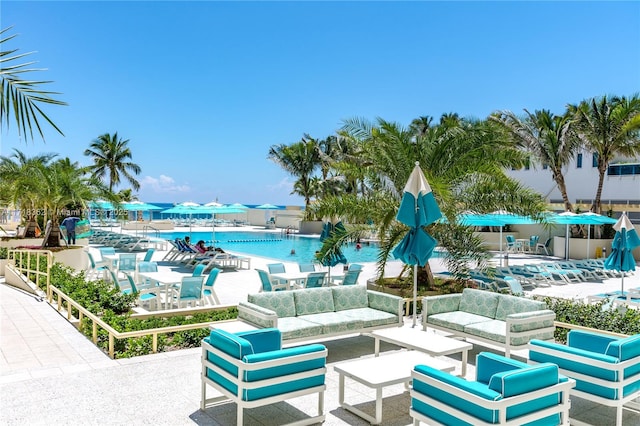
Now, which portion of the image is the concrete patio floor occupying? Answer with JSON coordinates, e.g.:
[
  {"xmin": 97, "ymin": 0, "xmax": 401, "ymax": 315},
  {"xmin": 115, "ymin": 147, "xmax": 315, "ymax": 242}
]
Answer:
[{"xmin": 1, "ymin": 232, "xmax": 639, "ymax": 425}]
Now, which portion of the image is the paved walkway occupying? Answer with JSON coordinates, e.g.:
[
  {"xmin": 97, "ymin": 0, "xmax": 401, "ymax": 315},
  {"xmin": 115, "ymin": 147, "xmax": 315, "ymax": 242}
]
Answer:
[{"xmin": 1, "ymin": 239, "xmax": 638, "ymax": 425}]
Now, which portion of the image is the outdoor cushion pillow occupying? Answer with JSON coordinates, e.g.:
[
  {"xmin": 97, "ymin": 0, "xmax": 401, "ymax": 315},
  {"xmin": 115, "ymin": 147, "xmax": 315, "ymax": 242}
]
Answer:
[
  {"xmin": 294, "ymin": 287, "xmax": 335, "ymax": 315},
  {"xmin": 248, "ymin": 291, "xmax": 296, "ymax": 318},
  {"xmin": 332, "ymin": 285, "xmax": 368, "ymax": 311},
  {"xmin": 459, "ymin": 288, "xmax": 500, "ymax": 318}
]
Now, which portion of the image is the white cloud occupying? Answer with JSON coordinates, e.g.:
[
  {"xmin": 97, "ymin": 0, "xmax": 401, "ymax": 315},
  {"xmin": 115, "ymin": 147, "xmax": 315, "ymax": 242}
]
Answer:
[
  {"xmin": 140, "ymin": 175, "xmax": 190, "ymax": 193},
  {"xmin": 267, "ymin": 177, "xmax": 294, "ymax": 192}
]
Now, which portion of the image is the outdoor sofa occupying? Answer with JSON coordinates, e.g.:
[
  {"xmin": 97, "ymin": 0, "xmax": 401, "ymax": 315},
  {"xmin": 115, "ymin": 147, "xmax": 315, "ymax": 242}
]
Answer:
[
  {"xmin": 410, "ymin": 351, "xmax": 575, "ymax": 425},
  {"xmin": 529, "ymin": 330, "xmax": 640, "ymax": 426},
  {"xmin": 422, "ymin": 288, "xmax": 555, "ymax": 356},
  {"xmin": 238, "ymin": 285, "xmax": 404, "ymax": 343}
]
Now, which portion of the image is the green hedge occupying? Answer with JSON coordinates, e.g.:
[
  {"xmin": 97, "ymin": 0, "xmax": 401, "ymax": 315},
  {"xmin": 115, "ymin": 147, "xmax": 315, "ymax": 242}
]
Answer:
[
  {"xmin": 21, "ymin": 258, "xmax": 238, "ymax": 359},
  {"xmin": 545, "ymin": 297, "xmax": 640, "ymax": 342}
]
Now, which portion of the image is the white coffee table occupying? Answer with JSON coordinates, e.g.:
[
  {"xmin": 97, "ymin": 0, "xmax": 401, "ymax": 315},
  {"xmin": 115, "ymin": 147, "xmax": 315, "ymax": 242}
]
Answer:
[
  {"xmin": 370, "ymin": 326, "xmax": 473, "ymax": 377},
  {"xmin": 334, "ymin": 351, "xmax": 454, "ymax": 425}
]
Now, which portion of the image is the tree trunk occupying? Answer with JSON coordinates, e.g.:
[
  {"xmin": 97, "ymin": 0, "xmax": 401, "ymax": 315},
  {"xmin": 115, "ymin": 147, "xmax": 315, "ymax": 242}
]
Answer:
[
  {"xmin": 24, "ymin": 217, "xmax": 38, "ymax": 238},
  {"xmin": 42, "ymin": 216, "xmax": 62, "ymax": 248},
  {"xmin": 591, "ymin": 164, "xmax": 607, "ymax": 238},
  {"xmin": 553, "ymin": 169, "xmax": 573, "ymax": 212}
]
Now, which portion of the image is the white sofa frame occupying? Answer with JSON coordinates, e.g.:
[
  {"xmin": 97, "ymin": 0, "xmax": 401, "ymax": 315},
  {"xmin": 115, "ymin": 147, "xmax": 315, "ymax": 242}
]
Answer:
[
  {"xmin": 422, "ymin": 312, "xmax": 556, "ymax": 357},
  {"xmin": 528, "ymin": 342, "xmax": 640, "ymax": 426}
]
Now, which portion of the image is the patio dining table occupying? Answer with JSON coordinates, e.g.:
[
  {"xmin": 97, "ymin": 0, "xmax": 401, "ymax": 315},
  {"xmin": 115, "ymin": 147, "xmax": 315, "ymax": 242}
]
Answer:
[
  {"xmin": 270, "ymin": 271, "xmax": 312, "ymax": 289},
  {"xmin": 138, "ymin": 270, "xmax": 186, "ymax": 309}
]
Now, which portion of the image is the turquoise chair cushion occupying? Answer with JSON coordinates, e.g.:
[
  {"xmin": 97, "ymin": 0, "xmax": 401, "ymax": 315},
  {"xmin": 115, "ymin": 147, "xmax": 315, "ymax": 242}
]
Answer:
[
  {"xmin": 332, "ymin": 285, "xmax": 369, "ymax": 311},
  {"xmin": 605, "ymin": 335, "xmax": 640, "ymax": 397},
  {"xmin": 242, "ymin": 343, "xmax": 326, "ymax": 401},
  {"xmin": 248, "ymin": 291, "xmax": 297, "ymax": 318},
  {"xmin": 205, "ymin": 329, "xmax": 255, "ymax": 396},
  {"xmin": 459, "ymin": 288, "xmax": 500, "ymax": 318},
  {"xmin": 569, "ymin": 329, "xmax": 617, "ymax": 354},
  {"xmin": 237, "ymin": 328, "xmax": 282, "ymax": 354},
  {"xmin": 476, "ymin": 352, "xmax": 529, "ymax": 385},
  {"xmin": 488, "ymin": 363, "xmax": 561, "ymax": 426},
  {"xmin": 293, "ymin": 287, "xmax": 335, "ymax": 315},
  {"xmin": 412, "ymin": 364, "xmax": 501, "ymax": 426}
]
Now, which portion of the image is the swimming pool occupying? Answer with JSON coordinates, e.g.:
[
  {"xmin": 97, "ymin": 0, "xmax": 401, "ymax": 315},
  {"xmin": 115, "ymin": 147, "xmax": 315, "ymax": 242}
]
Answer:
[{"xmin": 159, "ymin": 230, "xmax": 382, "ymax": 263}]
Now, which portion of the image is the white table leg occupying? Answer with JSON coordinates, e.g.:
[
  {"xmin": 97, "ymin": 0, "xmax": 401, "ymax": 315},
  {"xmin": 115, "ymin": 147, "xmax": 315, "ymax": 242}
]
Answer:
[
  {"xmin": 461, "ymin": 349, "xmax": 468, "ymax": 378},
  {"xmin": 338, "ymin": 373, "xmax": 345, "ymax": 405},
  {"xmin": 375, "ymin": 387, "xmax": 383, "ymax": 424},
  {"xmin": 374, "ymin": 337, "xmax": 380, "ymax": 356}
]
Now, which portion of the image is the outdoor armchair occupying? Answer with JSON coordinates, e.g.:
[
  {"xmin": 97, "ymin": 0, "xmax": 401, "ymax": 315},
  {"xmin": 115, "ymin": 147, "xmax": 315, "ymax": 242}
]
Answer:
[
  {"xmin": 410, "ymin": 351, "xmax": 574, "ymax": 425},
  {"xmin": 529, "ymin": 330, "xmax": 640, "ymax": 426},
  {"xmin": 201, "ymin": 328, "xmax": 328, "ymax": 425},
  {"xmin": 256, "ymin": 269, "xmax": 289, "ymax": 292}
]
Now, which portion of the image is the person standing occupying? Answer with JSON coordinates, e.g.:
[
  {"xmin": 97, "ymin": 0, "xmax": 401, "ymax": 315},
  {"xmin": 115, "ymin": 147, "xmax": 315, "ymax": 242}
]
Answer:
[{"xmin": 60, "ymin": 216, "xmax": 80, "ymax": 245}]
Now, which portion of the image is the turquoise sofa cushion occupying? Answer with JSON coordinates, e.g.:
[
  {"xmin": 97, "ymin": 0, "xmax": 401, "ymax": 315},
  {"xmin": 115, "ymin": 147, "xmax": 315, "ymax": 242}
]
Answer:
[
  {"xmin": 495, "ymin": 295, "xmax": 545, "ymax": 321},
  {"xmin": 459, "ymin": 288, "xmax": 500, "ymax": 318},
  {"xmin": 412, "ymin": 364, "xmax": 501, "ymax": 426},
  {"xmin": 242, "ymin": 343, "xmax": 326, "ymax": 401},
  {"xmin": 205, "ymin": 329, "xmax": 255, "ymax": 395},
  {"xmin": 569, "ymin": 329, "xmax": 617, "ymax": 354},
  {"xmin": 605, "ymin": 334, "xmax": 640, "ymax": 361},
  {"xmin": 248, "ymin": 291, "xmax": 296, "ymax": 318},
  {"xmin": 294, "ymin": 287, "xmax": 335, "ymax": 315},
  {"xmin": 529, "ymin": 339, "xmax": 619, "ymax": 399},
  {"xmin": 332, "ymin": 285, "xmax": 369, "ymax": 311},
  {"xmin": 488, "ymin": 363, "xmax": 561, "ymax": 426}
]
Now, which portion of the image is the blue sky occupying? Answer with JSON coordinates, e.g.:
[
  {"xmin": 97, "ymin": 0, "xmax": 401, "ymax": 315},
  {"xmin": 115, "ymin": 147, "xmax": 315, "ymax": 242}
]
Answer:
[{"xmin": 2, "ymin": 1, "xmax": 639, "ymax": 206}]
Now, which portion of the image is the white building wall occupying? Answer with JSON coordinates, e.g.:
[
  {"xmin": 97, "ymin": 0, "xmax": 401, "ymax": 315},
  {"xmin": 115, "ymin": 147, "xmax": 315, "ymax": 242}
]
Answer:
[{"xmin": 505, "ymin": 152, "xmax": 640, "ymax": 205}]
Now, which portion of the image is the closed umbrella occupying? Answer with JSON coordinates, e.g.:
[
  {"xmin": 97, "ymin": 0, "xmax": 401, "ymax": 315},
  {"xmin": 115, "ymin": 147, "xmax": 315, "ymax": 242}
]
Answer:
[
  {"xmin": 318, "ymin": 220, "xmax": 348, "ymax": 281},
  {"xmin": 604, "ymin": 212, "xmax": 640, "ymax": 294},
  {"xmin": 392, "ymin": 162, "xmax": 442, "ymax": 327}
]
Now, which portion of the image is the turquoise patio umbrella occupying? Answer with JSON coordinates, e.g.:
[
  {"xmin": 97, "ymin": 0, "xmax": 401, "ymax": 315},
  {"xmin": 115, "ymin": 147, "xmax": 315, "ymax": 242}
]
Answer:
[
  {"xmin": 604, "ymin": 212, "xmax": 640, "ymax": 293},
  {"xmin": 547, "ymin": 211, "xmax": 618, "ymax": 259},
  {"xmin": 318, "ymin": 220, "xmax": 348, "ymax": 281},
  {"xmin": 392, "ymin": 162, "xmax": 442, "ymax": 327}
]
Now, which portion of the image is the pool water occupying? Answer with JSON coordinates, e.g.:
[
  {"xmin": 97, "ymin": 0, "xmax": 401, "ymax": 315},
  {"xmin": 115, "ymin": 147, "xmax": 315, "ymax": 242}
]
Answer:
[{"xmin": 159, "ymin": 230, "xmax": 383, "ymax": 263}]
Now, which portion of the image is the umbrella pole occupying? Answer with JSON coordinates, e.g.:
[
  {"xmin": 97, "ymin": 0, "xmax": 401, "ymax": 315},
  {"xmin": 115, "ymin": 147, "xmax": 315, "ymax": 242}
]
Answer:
[
  {"xmin": 413, "ymin": 264, "xmax": 418, "ymax": 328},
  {"xmin": 499, "ymin": 227, "xmax": 503, "ymax": 267},
  {"xmin": 565, "ymin": 225, "xmax": 570, "ymax": 260},
  {"xmin": 587, "ymin": 226, "xmax": 591, "ymax": 260}
]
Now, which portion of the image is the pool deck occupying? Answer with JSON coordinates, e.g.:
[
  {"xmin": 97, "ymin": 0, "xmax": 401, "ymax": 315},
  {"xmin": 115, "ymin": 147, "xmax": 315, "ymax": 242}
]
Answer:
[{"xmin": 1, "ymin": 227, "xmax": 639, "ymax": 425}]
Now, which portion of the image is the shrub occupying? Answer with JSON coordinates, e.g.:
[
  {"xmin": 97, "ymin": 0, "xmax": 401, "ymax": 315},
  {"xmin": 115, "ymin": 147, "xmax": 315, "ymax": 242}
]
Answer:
[{"xmin": 544, "ymin": 297, "xmax": 640, "ymax": 342}]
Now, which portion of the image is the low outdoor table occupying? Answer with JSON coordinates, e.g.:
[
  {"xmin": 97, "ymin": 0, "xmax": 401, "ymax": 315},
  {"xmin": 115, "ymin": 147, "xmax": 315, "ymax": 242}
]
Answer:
[
  {"xmin": 334, "ymin": 351, "xmax": 454, "ymax": 425},
  {"xmin": 270, "ymin": 271, "xmax": 311, "ymax": 288},
  {"xmin": 369, "ymin": 326, "xmax": 473, "ymax": 377}
]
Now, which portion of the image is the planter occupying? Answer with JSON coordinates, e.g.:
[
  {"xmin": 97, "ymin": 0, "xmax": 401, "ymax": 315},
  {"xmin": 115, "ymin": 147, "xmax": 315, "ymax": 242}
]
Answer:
[
  {"xmin": 52, "ymin": 247, "xmax": 87, "ymax": 271},
  {"xmin": 0, "ymin": 238, "xmax": 44, "ymax": 248},
  {"xmin": 366, "ymin": 278, "xmax": 441, "ymax": 298},
  {"xmin": 0, "ymin": 259, "xmax": 7, "ymax": 276}
]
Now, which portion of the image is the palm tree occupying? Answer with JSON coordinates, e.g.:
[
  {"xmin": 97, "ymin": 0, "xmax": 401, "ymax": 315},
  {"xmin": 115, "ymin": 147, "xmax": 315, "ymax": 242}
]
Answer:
[
  {"xmin": 39, "ymin": 158, "xmax": 110, "ymax": 247},
  {"xmin": 310, "ymin": 115, "xmax": 546, "ymax": 285},
  {"xmin": 568, "ymin": 94, "xmax": 640, "ymax": 214},
  {"xmin": 0, "ymin": 27, "xmax": 66, "ymax": 141},
  {"xmin": 268, "ymin": 135, "xmax": 320, "ymax": 210},
  {"xmin": 0, "ymin": 149, "xmax": 56, "ymax": 237},
  {"xmin": 491, "ymin": 109, "xmax": 581, "ymax": 212},
  {"xmin": 84, "ymin": 132, "xmax": 141, "ymax": 192}
]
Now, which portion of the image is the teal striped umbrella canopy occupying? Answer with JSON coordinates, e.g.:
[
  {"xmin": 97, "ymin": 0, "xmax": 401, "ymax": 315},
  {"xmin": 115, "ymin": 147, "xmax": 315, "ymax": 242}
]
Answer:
[
  {"xmin": 604, "ymin": 212, "xmax": 640, "ymax": 293},
  {"xmin": 393, "ymin": 162, "xmax": 442, "ymax": 327}
]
